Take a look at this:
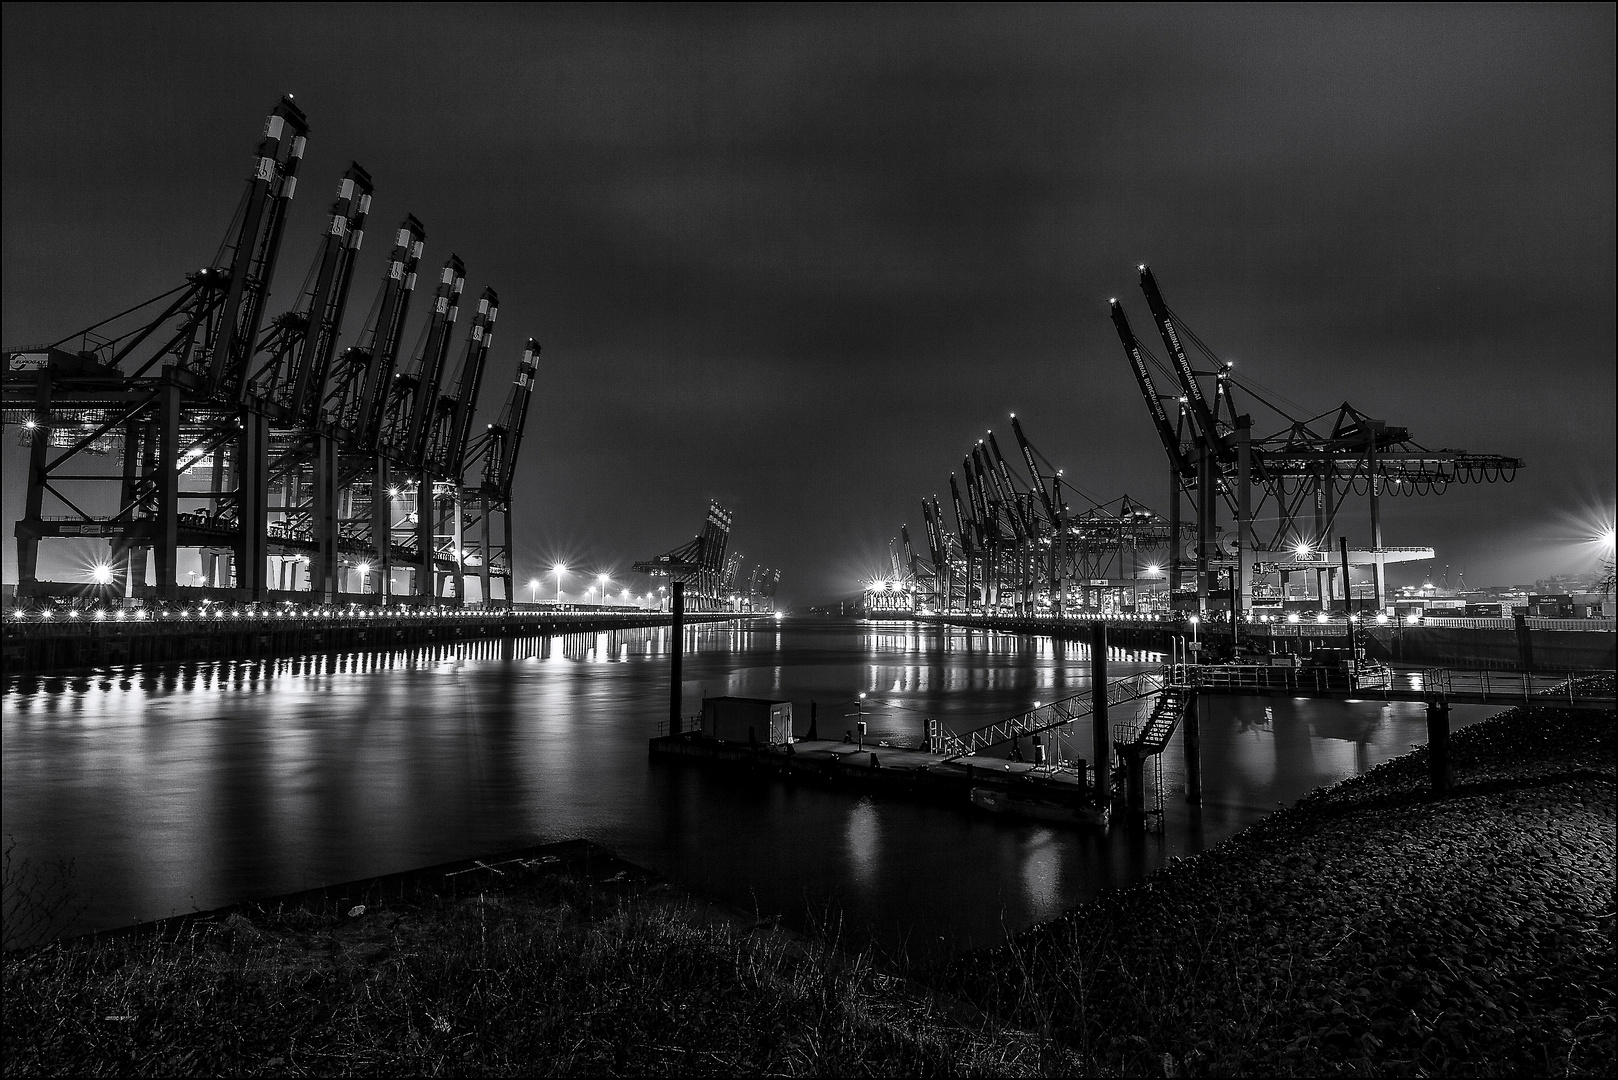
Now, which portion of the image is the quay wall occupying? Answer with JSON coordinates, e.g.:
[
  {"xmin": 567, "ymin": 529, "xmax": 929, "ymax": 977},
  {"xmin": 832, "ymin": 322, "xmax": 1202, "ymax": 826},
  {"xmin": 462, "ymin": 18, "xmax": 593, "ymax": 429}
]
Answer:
[
  {"xmin": 1, "ymin": 610, "xmax": 747, "ymax": 675},
  {"xmin": 910, "ymin": 613, "xmax": 1615, "ymax": 671},
  {"xmin": 1362, "ymin": 624, "xmax": 1616, "ymax": 671}
]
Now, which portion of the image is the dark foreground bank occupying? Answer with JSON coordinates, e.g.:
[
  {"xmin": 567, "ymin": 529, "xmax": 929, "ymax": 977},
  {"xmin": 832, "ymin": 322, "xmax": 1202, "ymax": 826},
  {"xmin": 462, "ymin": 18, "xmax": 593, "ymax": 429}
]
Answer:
[
  {"xmin": 1, "ymin": 841, "xmax": 1065, "ymax": 1076},
  {"xmin": 3, "ymin": 705, "xmax": 1613, "ymax": 1077},
  {"xmin": 946, "ymin": 704, "xmax": 1616, "ymax": 1076}
]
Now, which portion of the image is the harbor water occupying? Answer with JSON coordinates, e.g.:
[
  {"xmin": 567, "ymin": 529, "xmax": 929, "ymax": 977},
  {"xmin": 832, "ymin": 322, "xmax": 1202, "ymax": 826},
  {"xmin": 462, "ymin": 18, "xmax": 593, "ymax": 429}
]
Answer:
[{"xmin": 2, "ymin": 617, "xmax": 1498, "ymax": 958}]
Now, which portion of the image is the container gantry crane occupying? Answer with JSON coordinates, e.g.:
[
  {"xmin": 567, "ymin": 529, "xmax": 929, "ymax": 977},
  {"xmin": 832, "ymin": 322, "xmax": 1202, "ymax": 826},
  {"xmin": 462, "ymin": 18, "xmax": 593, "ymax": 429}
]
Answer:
[
  {"xmin": 3, "ymin": 100, "xmax": 541, "ymax": 609},
  {"xmin": 902, "ymin": 412, "xmax": 1178, "ymax": 616},
  {"xmin": 631, "ymin": 500, "xmax": 737, "ymax": 611},
  {"xmin": 1113, "ymin": 264, "xmax": 1524, "ymax": 618}
]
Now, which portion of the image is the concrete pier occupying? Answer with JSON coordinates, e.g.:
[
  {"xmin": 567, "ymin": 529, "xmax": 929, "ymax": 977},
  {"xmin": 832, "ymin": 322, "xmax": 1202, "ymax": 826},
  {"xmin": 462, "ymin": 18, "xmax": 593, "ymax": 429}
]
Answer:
[
  {"xmin": 1, "ymin": 608, "xmax": 747, "ymax": 674},
  {"xmin": 648, "ymin": 733, "xmax": 1104, "ymax": 824}
]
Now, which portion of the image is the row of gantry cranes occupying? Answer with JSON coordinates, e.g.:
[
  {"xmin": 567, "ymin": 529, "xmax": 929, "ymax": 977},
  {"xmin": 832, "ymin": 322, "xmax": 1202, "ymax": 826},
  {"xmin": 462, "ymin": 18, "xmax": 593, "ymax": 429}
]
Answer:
[
  {"xmin": 3, "ymin": 97, "xmax": 539, "ymax": 608},
  {"xmin": 876, "ymin": 265, "xmax": 1527, "ymax": 619}
]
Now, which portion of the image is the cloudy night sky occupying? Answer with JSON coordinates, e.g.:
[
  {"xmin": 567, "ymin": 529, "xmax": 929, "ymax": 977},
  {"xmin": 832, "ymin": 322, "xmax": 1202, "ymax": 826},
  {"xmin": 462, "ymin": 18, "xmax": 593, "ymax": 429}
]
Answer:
[{"xmin": 3, "ymin": 4, "xmax": 1613, "ymax": 604}]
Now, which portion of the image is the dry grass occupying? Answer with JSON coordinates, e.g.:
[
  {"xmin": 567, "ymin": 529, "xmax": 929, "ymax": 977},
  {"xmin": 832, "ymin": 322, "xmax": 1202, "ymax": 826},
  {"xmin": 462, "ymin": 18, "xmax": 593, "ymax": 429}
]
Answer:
[{"xmin": 3, "ymin": 861, "xmax": 1067, "ymax": 1076}]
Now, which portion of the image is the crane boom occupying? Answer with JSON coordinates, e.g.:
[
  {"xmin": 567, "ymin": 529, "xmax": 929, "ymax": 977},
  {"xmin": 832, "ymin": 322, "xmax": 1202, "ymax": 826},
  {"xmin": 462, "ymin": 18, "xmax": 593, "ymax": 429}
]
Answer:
[
  {"xmin": 428, "ymin": 287, "xmax": 497, "ymax": 478},
  {"xmin": 1109, "ymin": 298, "xmax": 1194, "ymax": 479},
  {"xmin": 985, "ymin": 431, "xmax": 1034, "ymax": 540},
  {"xmin": 391, "ymin": 256, "xmax": 464, "ymax": 467},
  {"xmin": 341, "ymin": 216, "xmax": 426, "ymax": 449},
  {"xmin": 1138, "ymin": 264, "xmax": 1228, "ymax": 460},
  {"xmin": 285, "ymin": 163, "xmax": 373, "ymax": 426},
  {"xmin": 481, "ymin": 338, "xmax": 541, "ymax": 499},
  {"xmin": 901, "ymin": 525, "xmax": 923, "ymax": 580},
  {"xmin": 922, "ymin": 498, "xmax": 945, "ymax": 569},
  {"xmin": 969, "ymin": 446, "xmax": 1001, "ymax": 546},
  {"xmin": 1009, "ymin": 414, "xmax": 1061, "ymax": 528},
  {"xmin": 208, "ymin": 97, "xmax": 310, "ymax": 402},
  {"xmin": 948, "ymin": 474, "xmax": 975, "ymax": 555}
]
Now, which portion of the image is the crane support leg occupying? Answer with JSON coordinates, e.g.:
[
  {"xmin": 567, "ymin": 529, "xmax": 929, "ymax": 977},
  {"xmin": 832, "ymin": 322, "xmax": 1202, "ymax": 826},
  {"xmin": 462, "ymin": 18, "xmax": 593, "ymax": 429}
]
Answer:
[
  {"xmin": 478, "ymin": 492, "xmax": 492, "ymax": 606},
  {"xmin": 314, "ymin": 433, "xmax": 338, "ymax": 603},
  {"xmin": 415, "ymin": 473, "xmax": 433, "ymax": 600},
  {"xmin": 1237, "ymin": 417, "xmax": 1252, "ymax": 626},
  {"xmin": 1368, "ymin": 439, "xmax": 1385, "ymax": 612},
  {"xmin": 236, "ymin": 411, "xmax": 268, "ymax": 601},
  {"xmin": 373, "ymin": 458, "xmax": 391, "ymax": 604},
  {"xmin": 16, "ymin": 372, "xmax": 51, "ymax": 592},
  {"xmin": 1196, "ymin": 445, "xmax": 1212, "ymax": 615},
  {"xmin": 1168, "ymin": 462, "xmax": 1181, "ymax": 602},
  {"xmin": 154, "ymin": 377, "xmax": 181, "ymax": 600},
  {"xmin": 450, "ymin": 488, "xmax": 465, "ymax": 602}
]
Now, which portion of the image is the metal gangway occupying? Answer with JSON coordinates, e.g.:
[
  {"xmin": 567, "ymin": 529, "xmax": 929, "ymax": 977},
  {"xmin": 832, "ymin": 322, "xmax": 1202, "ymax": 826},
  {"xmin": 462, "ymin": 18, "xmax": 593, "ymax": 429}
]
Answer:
[{"xmin": 937, "ymin": 670, "xmax": 1167, "ymax": 760}]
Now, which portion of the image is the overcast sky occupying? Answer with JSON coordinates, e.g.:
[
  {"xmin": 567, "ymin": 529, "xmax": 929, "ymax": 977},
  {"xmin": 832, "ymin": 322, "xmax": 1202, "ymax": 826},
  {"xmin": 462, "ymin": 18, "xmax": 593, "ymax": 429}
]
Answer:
[{"xmin": 3, "ymin": 4, "xmax": 1614, "ymax": 603}]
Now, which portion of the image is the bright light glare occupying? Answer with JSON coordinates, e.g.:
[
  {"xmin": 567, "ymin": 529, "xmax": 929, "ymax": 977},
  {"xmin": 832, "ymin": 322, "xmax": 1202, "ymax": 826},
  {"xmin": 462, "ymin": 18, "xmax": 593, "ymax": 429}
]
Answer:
[{"xmin": 90, "ymin": 563, "xmax": 113, "ymax": 584}]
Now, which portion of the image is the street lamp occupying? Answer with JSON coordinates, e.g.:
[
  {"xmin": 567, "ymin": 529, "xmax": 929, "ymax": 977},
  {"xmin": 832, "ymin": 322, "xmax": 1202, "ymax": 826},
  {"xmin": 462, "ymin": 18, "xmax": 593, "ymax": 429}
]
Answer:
[
  {"xmin": 528, "ymin": 577, "xmax": 541, "ymax": 605},
  {"xmin": 553, "ymin": 564, "xmax": 567, "ymax": 604},
  {"xmin": 857, "ymin": 691, "xmax": 867, "ymax": 750},
  {"xmin": 597, "ymin": 573, "xmax": 611, "ymax": 606}
]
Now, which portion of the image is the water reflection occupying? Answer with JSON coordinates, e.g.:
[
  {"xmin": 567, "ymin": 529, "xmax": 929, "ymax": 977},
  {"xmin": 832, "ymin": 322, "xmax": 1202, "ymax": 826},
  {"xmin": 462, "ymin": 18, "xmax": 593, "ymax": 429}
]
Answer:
[{"xmin": 3, "ymin": 618, "xmax": 1497, "ymax": 959}]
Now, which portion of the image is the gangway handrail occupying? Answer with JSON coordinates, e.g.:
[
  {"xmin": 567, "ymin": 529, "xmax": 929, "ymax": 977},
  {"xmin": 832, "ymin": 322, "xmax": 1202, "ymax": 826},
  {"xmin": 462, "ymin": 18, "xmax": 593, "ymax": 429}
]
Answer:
[{"xmin": 938, "ymin": 669, "xmax": 1167, "ymax": 760}]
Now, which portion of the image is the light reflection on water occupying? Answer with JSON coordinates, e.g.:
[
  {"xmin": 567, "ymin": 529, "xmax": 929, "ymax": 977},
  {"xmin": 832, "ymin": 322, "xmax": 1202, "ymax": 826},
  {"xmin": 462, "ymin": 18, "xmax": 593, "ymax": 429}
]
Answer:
[{"xmin": 2, "ymin": 617, "xmax": 1496, "ymax": 958}]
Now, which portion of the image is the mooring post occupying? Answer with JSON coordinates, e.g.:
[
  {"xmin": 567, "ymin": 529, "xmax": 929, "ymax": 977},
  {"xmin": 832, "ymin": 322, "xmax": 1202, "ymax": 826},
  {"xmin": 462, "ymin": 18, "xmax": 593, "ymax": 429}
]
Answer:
[
  {"xmin": 1124, "ymin": 750, "xmax": 1145, "ymax": 813},
  {"xmin": 669, "ymin": 582, "xmax": 685, "ymax": 736},
  {"xmin": 1184, "ymin": 691, "xmax": 1202, "ymax": 805},
  {"xmin": 1426, "ymin": 697, "xmax": 1451, "ymax": 796},
  {"xmin": 1091, "ymin": 620, "xmax": 1109, "ymax": 805},
  {"xmin": 1512, "ymin": 612, "xmax": 1535, "ymax": 673}
]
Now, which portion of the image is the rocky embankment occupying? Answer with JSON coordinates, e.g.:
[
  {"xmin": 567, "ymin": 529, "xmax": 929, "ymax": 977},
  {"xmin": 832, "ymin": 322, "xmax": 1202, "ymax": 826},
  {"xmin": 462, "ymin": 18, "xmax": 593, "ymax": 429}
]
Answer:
[{"xmin": 947, "ymin": 705, "xmax": 1616, "ymax": 1076}]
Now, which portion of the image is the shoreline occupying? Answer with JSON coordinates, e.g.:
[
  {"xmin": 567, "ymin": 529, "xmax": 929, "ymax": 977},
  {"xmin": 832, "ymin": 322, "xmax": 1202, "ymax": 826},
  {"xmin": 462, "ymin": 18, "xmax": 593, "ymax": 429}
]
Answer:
[{"xmin": 4, "ymin": 702, "xmax": 1613, "ymax": 1075}]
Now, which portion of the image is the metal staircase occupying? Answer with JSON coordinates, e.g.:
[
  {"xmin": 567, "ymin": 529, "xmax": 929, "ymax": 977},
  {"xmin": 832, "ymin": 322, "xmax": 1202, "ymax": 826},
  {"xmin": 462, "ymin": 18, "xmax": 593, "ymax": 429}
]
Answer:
[{"xmin": 937, "ymin": 670, "xmax": 1166, "ymax": 760}]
